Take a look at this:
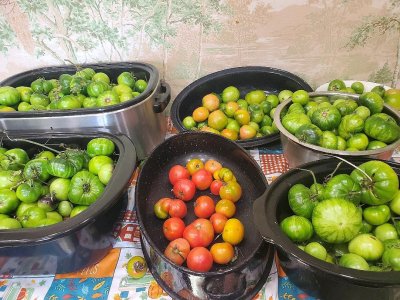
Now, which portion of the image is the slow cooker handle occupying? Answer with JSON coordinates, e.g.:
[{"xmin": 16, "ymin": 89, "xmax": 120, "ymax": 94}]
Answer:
[
  {"xmin": 253, "ymin": 188, "xmax": 278, "ymax": 245},
  {"xmin": 153, "ymin": 81, "xmax": 171, "ymax": 113}
]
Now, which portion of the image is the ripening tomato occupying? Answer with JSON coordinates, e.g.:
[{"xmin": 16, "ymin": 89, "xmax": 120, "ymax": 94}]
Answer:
[
  {"xmin": 219, "ymin": 181, "xmax": 242, "ymax": 203},
  {"xmin": 154, "ymin": 198, "xmax": 172, "ymax": 219},
  {"xmin": 186, "ymin": 247, "xmax": 213, "ymax": 272},
  {"xmin": 163, "ymin": 217, "xmax": 186, "ymax": 241},
  {"xmin": 173, "ymin": 179, "xmax": 196, "ymax": 201},
  {"xmin": 210, "ymin": 213, "xmax": 228, "ymax": 234},
  {"xmin": 168, "ymin": 199, "xmax": 187, "ymax": 218},
  {"xmin": 186, "ymin": 158, "xmax": 204, "ymax": 175},
  {"xmin": 215, "ymin": 199, "xmax": 236, "ymax": 218},
  {"xmin": 194, "ymin": 195, "xmax": 215, "ymax": 218},
  {"xmin": 191, "ymin": 169, "xmax": 213, "ymax": 190},
  {"xmin": 169, "ymin": 165, "xmax": 190, "ymax": 185},
  {"xmin": 183, "ymin": 218, "xmax": 214, "ymax": 248},
  {"xmin": 210, "ymin": 242, "xmax": 235, "ymax": 265},
  {"xmin": 164, "ymin": 238, "xmax": 191, "ymax": 266},
  {"xmin": 210, "ymin": 180, "xmax": 224, "ymax": 195},
  {"xmin": 204, "ymin": 159, "xmax": 222, "ymax": 175},
  {"xmin": 222, "ymin": 218, "xmax": 245, "ymax": 245}
]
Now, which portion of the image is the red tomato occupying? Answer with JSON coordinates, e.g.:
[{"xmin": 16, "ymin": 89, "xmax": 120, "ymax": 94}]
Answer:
[
  {"xmin": 210, "ymin": 180, "xmax": 224, "ymax": 195},
  {"xmin": 210, "ymin": 213, "xmax": 228, "ymax": 234},
  {"xmin": 173, "ymin": 179, "xmax": 196, "ymax": 201},
  {"xmin": 191, "ymin": 169, "xmax": 213, "ymax": 190},
  {"xmin": 168, "ymin": 199, "xmax": 187, "ymax": 218},
  {"xmin": 164, "ymin": 238, "xmax": 190, "ymax": 266},
  {"xmin": 153, "ymin": 198, "xmax": 172, "ymax": 219},
  {"xmin": 169, "ymin": 165, "xmax": 190, "ymax": 185},
  {"xmin": 183, "ymin": 218, "xmax": 214, "ymax": 248},
  {"xmin": 204, "ymin": 159, "xmax": 222, "ymax": 175},
  {"xmin": 163, "ymin": 217, "xmax": 186, "ymax": 241},
  {"xmin": 187, "ymin": 247, "xmax": 213, "ymax": 272},
  {"xmin": 194, "ymin": 195, "xmax": 215, "ymax": 218}
]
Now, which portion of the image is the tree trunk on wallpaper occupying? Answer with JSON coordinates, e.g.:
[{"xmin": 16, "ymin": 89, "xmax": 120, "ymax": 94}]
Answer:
[
  {"xmin": 2, "ymin": 1, "xmax": 34, "ymax": 54},
  {"xmin": 162, "ymin": 0, "xmax": 172, "ymax": 80},
  {"xmin": 393, "ymin": 34, "xmax": 400, "ymax": 87},
  {"xmin": 195, "ymin": 0, "xmax": 205, "ymax": 79}
]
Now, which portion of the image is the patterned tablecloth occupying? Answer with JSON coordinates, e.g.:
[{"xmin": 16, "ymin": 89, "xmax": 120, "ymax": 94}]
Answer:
[{"xmin": 2, "ymin": 119, "xmax": 399, "ymax": 300}]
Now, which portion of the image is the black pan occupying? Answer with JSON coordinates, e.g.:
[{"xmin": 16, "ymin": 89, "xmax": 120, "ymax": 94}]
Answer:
[{"xmin": 136, "ymin": 131, "xmax": 274, "ymax": 300}]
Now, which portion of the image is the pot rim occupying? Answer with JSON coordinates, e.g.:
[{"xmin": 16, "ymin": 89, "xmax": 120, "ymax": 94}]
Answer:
[
  {"xmin": 260, "ymin": 157, "xmax": 400, "ymax": 286},
  {"xmin": 170, "ymin": 65, "xmax": 313, "ymax": 148},
  {"xmin": 0, "ymin": 61, "xmax": 160, "ymax": 117},
  {"xmin": 274, "ymin": 91, "xmax": 400, "ymax": 157},
  {"xmin": 136, "ymin": 131, "xmax": 271, "ymax": 277}
]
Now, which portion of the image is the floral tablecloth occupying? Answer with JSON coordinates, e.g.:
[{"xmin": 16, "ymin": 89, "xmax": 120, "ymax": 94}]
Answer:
[{"xmin": 3, "ymin": 119, "xmax": 399, "ymax": 300}]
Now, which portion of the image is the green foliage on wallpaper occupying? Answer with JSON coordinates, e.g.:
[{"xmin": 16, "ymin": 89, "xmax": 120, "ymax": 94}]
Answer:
[
  {"xmin": 2, "ymin": 0, "xmax": 226, "ymax": 63},
  {"xmin": 0, "ymin": 16, "xmax": 16, "ymax": 54},
  {"xmin": 368, "ymin": 62, "xmax": 393, "ymax": 84}
]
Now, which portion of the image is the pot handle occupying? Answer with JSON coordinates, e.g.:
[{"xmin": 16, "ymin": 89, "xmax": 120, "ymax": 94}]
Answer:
[
  {"xmin": 153, "ymin": 81, "xmax": 171, "ymax": 113},
  {"xmin": 253, "ymin": 188, "xmax": 278, "ymax": 244}
]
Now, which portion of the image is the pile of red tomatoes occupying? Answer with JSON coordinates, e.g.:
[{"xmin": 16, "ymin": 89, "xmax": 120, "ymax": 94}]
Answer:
[{"xmin": 153, "ymin": 158, "xmax": 245, "ymax": 272}]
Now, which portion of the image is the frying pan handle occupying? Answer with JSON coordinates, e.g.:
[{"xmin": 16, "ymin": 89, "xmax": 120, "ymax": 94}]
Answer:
[
  {"xmin": 153, "ymin": 81, "xmax": 171, "ymax": 113},
  {"xmin": 253, "ymin": 188, "xmax": 278, "ymax": 244}
]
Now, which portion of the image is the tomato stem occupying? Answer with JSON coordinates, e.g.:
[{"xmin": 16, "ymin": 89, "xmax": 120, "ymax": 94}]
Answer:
[
  {"xmin": 329, "ymin": 155, "xmax": 373, "ymax": 183},
  {"xmin": 296, "ymin": 168, "xmax": 318, "ymax": 186},
  {"xmin": 2, "ymin": 132, "xmax": 61, "ymax": 154}
]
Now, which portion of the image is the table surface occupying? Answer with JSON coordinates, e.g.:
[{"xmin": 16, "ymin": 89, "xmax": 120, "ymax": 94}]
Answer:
[{"xmin": 2, "ymin": 119, "xmax": 399, "ymax": 300}]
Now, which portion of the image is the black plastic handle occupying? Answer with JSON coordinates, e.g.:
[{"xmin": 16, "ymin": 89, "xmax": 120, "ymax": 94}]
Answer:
[
  {"xmin": 153, "ymin": 81, "xmax": 171, "ymax": 113},
  {"xmin": 252, "ymin": 188, "xmax": 278, "ymax": 245}
]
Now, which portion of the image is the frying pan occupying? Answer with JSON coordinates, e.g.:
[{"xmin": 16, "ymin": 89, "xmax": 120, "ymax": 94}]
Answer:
[{"xmin": 136, "ymin": 131, "xmax": 274, "ymax": 300}]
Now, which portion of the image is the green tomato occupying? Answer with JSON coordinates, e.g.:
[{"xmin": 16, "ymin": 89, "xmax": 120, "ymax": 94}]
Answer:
[
  {"xmin": 280, "ymin": 215, "xmax": 314, "ymax": 243},
  {"xmin": 49, "ymin": 178, "xmax": 71, "ymax": 201},
  {"xmin": 346, "ymin": 133, "xmax": 369, "ymax": 151},
  {"xmin": 350, "ymin": 160, "xmax": 399, "ymax": 205},
  {"xmin": 291, "ymin": 90, "xmax": 309, "ymax": 105},
  {"xmin": 1, "ymin": 148, "xmax": 29, "ymax": 171},
  {"xmin": 245, "ymin": 90, "xmax": 266, "ymax": 105},
  {"xmin": 134, "ymin": 79, "xmax": 148, "ymax": 93},
  {"xmin": 19, "ymin": 206, "xmax": 47, "ymax": 228},
  {"xmin": 360, "ymin": 92, "xmax": 384, "ymax": 114},
  {"xmin": 339, "ymin": 253, "xmax": 369, "ymax": 270},
  {"xmin": 16, "ymin": 86, "xmax": 33, "ymax": 102},
  {"xmin": 351, "ymin": 82, "xmax": 365, "ymax": 94},
  {"xmin": 237, "ymin": 99, "xmax": 248, "ymax": 110},
  {"xmin": 87, "ymin": 137, "xmax": 115, "ymax": 157},
  {"xmin": 337, "ymin": 136, "xmax": 347, "ymax": 151},
  {"xmin": 354, "ymin": 106, "xmax": 370, "ymax": 120},
  {"xmin": 374, "ymin": 223, "xmax": 399, "ymax": 242},
  {"xmin": 86, "ymin": 81, "xmax": 108, "ymax": 97},
  {"xmin": 222, "ymin": 86, "xmax": 240, "ymax": 103},
  {"xmin": 96, "ymin": 91, "xmax": 120, "ymax": 107},
  {"xmin": 59, "ymin": 74, "xmax": 73, "ymax": 94},
  {"xmin": 58, "ymin": 95, "xmax": 82, "ymax": 110},
  {"xmin": 363, "ymin": 205, "xmax": 391, "ymax": 226},
  {"xmin": 266, "ymin": 94, "xmax": 279, "ymax": 108},
  {"xmin": 16, "ymin": 180, "xmax": 42, "ymax": 203},
  {"xmin": 328, "ymin": 79, "xmax": 346, "ymax": 91},
  {"xmin": 112, "ymin": 84, "xmax": 133, "ymax": 96},
  {"xmin": 88, "ymin": 155, "xmax": 113, "ymax": 175},
  {"xmin": 367, "ymin": 140, "xmax": 387, "ymax": 150},
  {"xmin": 288, "ymin": 103, "xmax": 305, "ymax": 114},
  {"xmin": 312, "ymin": 198, "xmax": 362, "ymax": 244},
  {"xmin": 359, "ymin": 220, "xmax": 373, "ymax": 234},
  {"xmin": 295, "ymin": 124, "xmax": 322, "ymax": 145},
  {"xmin": 348, "ymin": 233, "xmax": 384, "ymax": 261},
  {"xmin": 282, "ymin": 113, "xmax": 311, "ymax": 135},
  {"xmin": 304, "ymin": 241, "xmax": 327, "ymax": 260},
  {"xmin": 323, "ymin": 174, "xmax": 362, "ymax": 205},
  {"xmin": 278, "ymin": 90, "xmax": 293, "ymax": 103},
  {"xmin": 334, "ymin": 99, "xmax": 358, "ymax": 116},
  {"xmin": 382, "ymin": 248, "xmax": 400, "ymax": 270},
  {"xmin": 311, "ymin": 106, "xmax": 341, "ymax": 131},
  {"xmin": 58, "ymin": 200, "xmax": 73, "ymax": 217},
  {"xmin": 319, "ymin": 131, "xmax": 338, "ymax": 149},
  {"xmin": 117, "ymin": 71, "xmax": 135, "ymax": 88},
  {"xmin": 338, "ymin": 114, "xmax": 364, "ymax": 140},
  {"xmin": 288, "ymin": 184, "xmax": 317, "ymax": 219},
  {"xmin": 83, "ymin": 97, "xmax": 98, "ymax": 108},
  {"xmin": 364, "ymin": 114, "xmax": 400, "ymax": 144},
  {"xmin": 0, "ymin": 86, "xmax": 20, "ymax": 106},
  {"xmin": 68, "ymin": 170, "xmax": 105, "ymax": 205}
]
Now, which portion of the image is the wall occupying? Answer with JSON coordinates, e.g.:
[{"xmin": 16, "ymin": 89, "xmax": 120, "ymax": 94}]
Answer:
[{"xmin": 0, "ymin": 0, "xmax": 399, "ymax": 113}]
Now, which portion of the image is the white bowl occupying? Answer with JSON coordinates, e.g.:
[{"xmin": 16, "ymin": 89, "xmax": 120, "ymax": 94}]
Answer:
[{"xmin": 316, "ymin": 80, "xmax": 392, "ymax": 92}]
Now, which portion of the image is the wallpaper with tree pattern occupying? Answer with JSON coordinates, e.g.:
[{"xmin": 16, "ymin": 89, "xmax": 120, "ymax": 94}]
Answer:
[{"xmin": 0, "ymin": 0, "xmax": 399, "ymax": 112}]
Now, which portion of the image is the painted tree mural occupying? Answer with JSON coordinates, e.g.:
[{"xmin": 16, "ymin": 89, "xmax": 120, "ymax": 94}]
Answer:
[{"xmin": 346, "ymin": 0, "xmax": 400, "ymax": 87}]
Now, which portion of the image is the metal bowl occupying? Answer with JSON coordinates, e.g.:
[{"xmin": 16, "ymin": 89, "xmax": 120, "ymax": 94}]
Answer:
[{"xmin": 274, "ymin": 91, "xmax": 400, "ymax": 168}]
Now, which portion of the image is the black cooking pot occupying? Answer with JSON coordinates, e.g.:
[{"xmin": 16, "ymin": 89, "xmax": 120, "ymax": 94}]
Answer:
[
  {"xmin": 253, "ymin": 157, "xmax": 400, "ymax": 300},
  {"xmin": 171, "ymin": 66, "xmax": 313, "ymax": 148},
  {"xmin": 0, "ymin": 131, "xmax": 136, "ymax": 275},
  {"xmin": 136, "ymin": 131, "xmax": 274, "ymax": 300}
]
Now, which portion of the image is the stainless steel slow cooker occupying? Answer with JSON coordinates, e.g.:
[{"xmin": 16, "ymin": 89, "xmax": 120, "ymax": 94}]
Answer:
[{"xmin": 0, "ymin": 62, "xmax": 170, "ymax": 160}]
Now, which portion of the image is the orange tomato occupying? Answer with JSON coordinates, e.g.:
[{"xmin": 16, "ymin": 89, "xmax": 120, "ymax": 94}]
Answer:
[
  {"xmin": 192, "ymin": 106, "xmax": 209, "ymax": 122},
  {"xmin": 186, "ymin": 158, "xmax": 204, "ymax": 175},
  {"xmin": 210, "ymin": 212, "xmax": 228, "ymax": 234},
  {"xmin": 202, "ymin": 93, "xmax": 220, "ymax": 112},
  {"xmin": 222, "ymin": 218, "xmax": 244, "ymax": 245},
  {"xmin": 215, "ymin": 199, "xmax": 236, "ymax": 218},
  {"xmin": 204, "ymin": 159, "xmax": 222, "ymax": 175},
  {"xmin": 221, "ymin": 128, "xmax": 239, "ymax": 140},
  {"xmin": 210, "ymin": 242, "xmax": 235, "ymax": 264}
]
